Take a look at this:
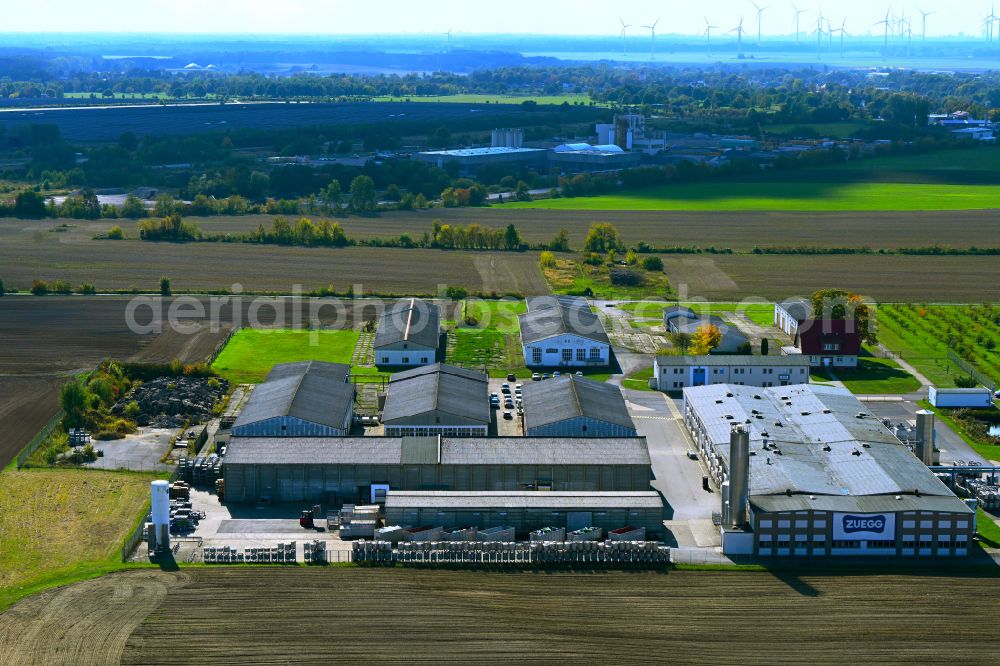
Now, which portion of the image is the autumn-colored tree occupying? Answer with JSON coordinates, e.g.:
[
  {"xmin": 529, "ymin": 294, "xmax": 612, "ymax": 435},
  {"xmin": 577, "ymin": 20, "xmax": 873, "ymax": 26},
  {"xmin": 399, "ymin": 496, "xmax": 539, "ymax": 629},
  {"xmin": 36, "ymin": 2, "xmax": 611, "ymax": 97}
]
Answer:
[
  {"xmin": 810, "ymin": 288, "xmax": 876, "ymax": 344},
  {"xmin": 690, "ymin": 324, "xmax": 723, "ymax": 355}
]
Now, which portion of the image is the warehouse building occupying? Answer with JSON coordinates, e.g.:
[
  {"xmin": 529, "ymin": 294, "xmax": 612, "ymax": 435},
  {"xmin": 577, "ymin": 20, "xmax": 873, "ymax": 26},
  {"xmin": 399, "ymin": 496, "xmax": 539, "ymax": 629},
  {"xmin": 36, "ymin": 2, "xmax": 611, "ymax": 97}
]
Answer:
[
  {"xmin": 654, "ymin": 355, "xmax": 811, "ymax": 391},
  {"xmin": 382, "ymin": 364, "xmax": 490, "ymax": 437},
  {"xmin": 683, "ymin": 383, "xmax": 975, "ymax": 558},
  {"xmin": 520, "ymin": 296, "xmax": 610, "ymax": 368},
  {"xmin": 385, "ymin": 490, "xmax": 664, "ymax": 537},
  {"xmin": 231, "ymin": 361, "xmax": 354, "ymax": 437},
  {"xmin": 548, "ymin": 143, "xmax": 641, "ymax": 173},
  {"xmin": 222, "ymin": 435, "xmax": 652, "ymax": 504},
  {"xmin": 522, "ymin": 376, "xmax": 637, "ymax": 437},
  {"xmin": 415, "ymin": 146, "xmax": 548, "ymax": 177},
  {"xmin": 774, "ymin": 298, "xmax": 812, "ymax": 338},
  {"xmin": 374, "ymin": 298, "xmax": 440, "ymax": 367}
]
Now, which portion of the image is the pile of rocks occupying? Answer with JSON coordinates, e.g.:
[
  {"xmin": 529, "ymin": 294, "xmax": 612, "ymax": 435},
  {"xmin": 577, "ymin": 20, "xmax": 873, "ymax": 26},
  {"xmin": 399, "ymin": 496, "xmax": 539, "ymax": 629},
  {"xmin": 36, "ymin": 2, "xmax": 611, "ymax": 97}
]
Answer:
[{"xmin": 114, "ymin": 376, "xmax": 228, "ymax": 426}]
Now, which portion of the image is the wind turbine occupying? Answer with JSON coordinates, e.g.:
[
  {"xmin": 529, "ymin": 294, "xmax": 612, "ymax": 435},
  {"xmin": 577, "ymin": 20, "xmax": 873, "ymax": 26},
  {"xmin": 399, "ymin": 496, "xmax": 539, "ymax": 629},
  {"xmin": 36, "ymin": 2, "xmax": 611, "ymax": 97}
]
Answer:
[
  {"xmin": 704, "ymin": 17, "xmax": 720, "ymax": 55},
  {"xmin": 441, "ymin": 28, "xmax": 453, "ymax": 51},
  {"xmin": 751, "ymin": 1, "xmax": 769, "ymax": 45},
  {"xmin": 917, "ymin": 8, "xmax": 934, "ymax": 42},
  {"xmin": 810, "ymin": 12, "xmax": 825, "ymax": 60},
  {"xmin": 874, "ymin": 9, "xmax": 891, "ymax": 58},
  {"xmin": 791, "ymin": 4, "xmax": 808, "ymax": 45},
  {"xmin": 618, "ymin": 17, "xmax": 633, "ymax": 55},
  {"xmin": 642, "ymin": 18, "xmax": 660, "ymax": 59},
  {"xmin": 836, "ymin": 18, "xmax": 849, "ymax": 58},
  {"xmin": 730, "ymin": 16, "xmax": 747, "ymax": 56}
]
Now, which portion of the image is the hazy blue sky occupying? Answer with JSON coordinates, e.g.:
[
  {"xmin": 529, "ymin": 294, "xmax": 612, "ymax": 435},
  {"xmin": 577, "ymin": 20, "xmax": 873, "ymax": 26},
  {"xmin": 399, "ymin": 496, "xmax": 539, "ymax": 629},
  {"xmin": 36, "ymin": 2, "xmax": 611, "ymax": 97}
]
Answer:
[{"xmin": 2, "ymin": 1, "xmax": 989, "ymax": 38}]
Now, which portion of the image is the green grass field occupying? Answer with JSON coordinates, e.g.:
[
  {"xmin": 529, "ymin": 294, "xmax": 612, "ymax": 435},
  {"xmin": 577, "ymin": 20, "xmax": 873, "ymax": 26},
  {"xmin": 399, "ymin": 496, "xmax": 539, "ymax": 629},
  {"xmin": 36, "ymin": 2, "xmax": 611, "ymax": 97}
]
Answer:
[
  {"xmin": 513, "ymin": 181, "xmax": 1000, "ymax": 212},
  {"xmin": 371, "ymin": 93, "xmax": 593, "ymax": 105},
  {"xmin": 513, "ymin": 148, "xmax": 1000, "ymax": 212},
  {"xmin": 211, "ymin": 328, "xmax": 360, "ymax": 384},
  {"xmin": 618, "ymin": 301, "xmax": 775, "ymax": 327},
  {"xmin": 976, "ymin": 509, "xmax": 1000, "ymax": 547},
  {"xmin": 0, "ymin": 467, "xmax": 159, "ymax": 611},
  {"xmin": 622, "ymin": 367, "xmax": 655, "ymax": 391},
  {"xmin": 458, "ymin": 298, "xmax": 526, "ymax": 333},
  {"xmin": 813, "ymin": 356, "xmax": 922, "ymax": 395},
  {"xmin": 765, "ymin": 122, "xmax": 868, "ymax": 138}
]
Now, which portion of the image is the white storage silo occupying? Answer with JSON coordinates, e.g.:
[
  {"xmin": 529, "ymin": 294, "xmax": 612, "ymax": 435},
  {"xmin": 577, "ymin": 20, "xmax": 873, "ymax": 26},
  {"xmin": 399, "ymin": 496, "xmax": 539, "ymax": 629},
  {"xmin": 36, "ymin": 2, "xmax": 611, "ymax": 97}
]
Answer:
[{"xmin": 151, "ymin": 480, "xmax": 170, "ymax": 552}]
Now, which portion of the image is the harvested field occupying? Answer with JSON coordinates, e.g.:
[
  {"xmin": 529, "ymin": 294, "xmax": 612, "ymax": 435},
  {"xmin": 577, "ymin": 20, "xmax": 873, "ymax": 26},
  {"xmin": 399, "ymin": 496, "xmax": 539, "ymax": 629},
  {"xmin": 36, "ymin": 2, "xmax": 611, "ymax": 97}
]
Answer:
[
  {"xmin": 111, "ymin": 208, "xmax": 1000, "ymax": 251},
  {"xmin": 0, "ymin": 297, "xmax": 232, "ymax": 467},
  {"xmin": 0, "ymin": 570, "xmax": 183, "ymax": 666},
  {"xmin": 3, "ymin": 568, "xmax": 1000, "ymax": 664},
  {"xmin": 668, "ymin": 254, "xmax": 1000, "ymax": 302},
  {"xmin": 0, "ymin": 218, "xmax": 547, "ymax": 295}
]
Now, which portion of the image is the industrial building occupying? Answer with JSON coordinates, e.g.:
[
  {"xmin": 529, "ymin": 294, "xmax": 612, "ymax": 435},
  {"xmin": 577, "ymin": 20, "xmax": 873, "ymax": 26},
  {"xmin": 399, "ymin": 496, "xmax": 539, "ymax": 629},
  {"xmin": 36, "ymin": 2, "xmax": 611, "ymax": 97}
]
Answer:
[
  {"xmin": 222, "ymin": 435, "xmax": 653, "ymax": 504},
  {"xmin": 683, "ymin": 383, "xmax": 975, "ymax": 558},
  {"xmin": 663, "ymin": 306, "xmax": 749, "ymax": 354},
  {"xmin": 374, "ymin": 298, "xmax": 440, "ymax": 367},
  {"xmin": 519, "ymin": 296, "xmax": 610, "ymax": 368},
  {"xmin": 384, "ymin": 490, "xmax": 664, "ymax": 537},
  {"xmin": 773, "ymin": 298, "xmax": 813, "ymax": 338},
  {"xmin": 596, "ymin": 114, "xmax": 667, "ymax": 155},
  {"xmin": 381, "ymin": 364, "xmax": 490, "ymax": 437},
  {"xmin": 653, "ymin": 355, "xmax": 811, "ymax": 391},
  {"xmin": 231, "ymin": 361, "xmax": 354, "ymax": 437},
  {"xmin": 415, "ymin": 146, "xmax": 548, "ymax": 177},
  {"xmin": 549, "ymin": 143, "xmax": 641, "ymax": 173},
  {"xmin": 522, "ymin": 376, "xmax": 637, "ymax": 437}
]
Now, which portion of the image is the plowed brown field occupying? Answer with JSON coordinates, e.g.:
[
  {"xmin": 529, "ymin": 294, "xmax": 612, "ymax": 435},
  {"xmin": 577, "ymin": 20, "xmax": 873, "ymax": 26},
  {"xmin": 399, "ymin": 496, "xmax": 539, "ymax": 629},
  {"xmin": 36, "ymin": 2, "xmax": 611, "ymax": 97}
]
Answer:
[{"xmin": 2, "ymin": 568, "xmax": 1000, "ymax": 664}]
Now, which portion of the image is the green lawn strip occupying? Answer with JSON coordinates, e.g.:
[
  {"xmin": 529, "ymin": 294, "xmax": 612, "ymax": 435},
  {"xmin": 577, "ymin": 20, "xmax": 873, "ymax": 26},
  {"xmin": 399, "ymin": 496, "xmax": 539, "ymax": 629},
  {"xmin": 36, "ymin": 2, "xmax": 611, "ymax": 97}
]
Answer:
[
  {"xmin": 814, "ymin": 356, "xmax": 921, "ymax": 395},
  {"xmin": 917, "ymin": 400, "xmax": 1000, "ymax": 463},
  {"xmin": 211, "ymin": 328, "xmax": 360, "ymax": 384},
  {"xmin": 976, "ymin": 509, "xmax": 1000, "ymax": 548},
  {"xmin": 459, "ymin": 298, "xmax": 526, "ymax": 333},
  {"xmin": 622, "ymin": 367, "xmax": 655, "ymax": 391},
  {"xmin": 617, "ymin": 301, "xmax": 775, "ymax": 327},
  {"xmin": 511, "ymin": 181, "xmax": 1000, "ymax": 212}
]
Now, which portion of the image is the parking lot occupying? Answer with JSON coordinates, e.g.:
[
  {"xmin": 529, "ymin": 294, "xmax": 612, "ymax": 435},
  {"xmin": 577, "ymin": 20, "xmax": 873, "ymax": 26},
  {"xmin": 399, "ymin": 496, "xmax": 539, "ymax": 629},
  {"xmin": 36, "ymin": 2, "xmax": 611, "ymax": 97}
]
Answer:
[{"xmin": 488, "ymin": 376, "xmax": 526, "ymax": 436}]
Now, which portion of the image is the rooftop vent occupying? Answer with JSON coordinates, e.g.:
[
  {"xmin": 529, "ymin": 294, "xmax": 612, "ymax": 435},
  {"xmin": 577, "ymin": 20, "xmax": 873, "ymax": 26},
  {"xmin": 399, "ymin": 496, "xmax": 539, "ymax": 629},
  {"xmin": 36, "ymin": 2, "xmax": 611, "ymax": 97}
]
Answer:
[
  {"xmin": 851, "ymin": 449, "xmax": 862, "ymax": 456},
  {"xmin": 755, "ymin": 414, "xmax": 764, "ymax": 420},
  {"xmin": 715, "ymin": 399, "xmax": 724, "ymax": 404},
  {"xmin": 809, "ymin": 495, "xmax": 817, "ymax": 500},
  {"xmin": 773, "ymin": 448, "xmax": 783, "ymax": 455},
  {"xmin": 751, "ymin": 409, "xmax": 760, "ymax": 415},
  {"xmin": 779, "ymin": 396, "xmax": 789, "ymax": 401},
  {"xmin": 761, "ymin": 431, "xmax": 769, "ymax": 438},
  {"xmin": 774, "ymin": 421, "xmax": 784, "ymax": 427},
  {"xmin": 856, "ymin": 412, "xmax": 867, "ymax": 419},
  {"xmin": 862, "ymin": 443, "xmax": 872, "ymax": 449},
  {"xmin": 895, "ymin": 495, "xmax": 903, "ymax": 500},
  {"xmin": 753, "ymin": 394, "xmax": 762, "ymax": 400},
  {"xmin": 801, "ymin": 411, "xmax": 811, "ymax": 416},
  {"xmin": 823, "ymin": 409, "xmax": 832, "ymax": 414},
  {"xmin": 785, "ymin": 488, "xmax": 793, "ymax": 496},
  {"xmin": 724, "ymin": 414, "xmax": 734, "ymax": 420},
  {"xmin": 822, "ymin": 444, "xmax": 832, "ymax": 452},
  {"xmin": 726, "ymin": 392, "xmax": 734, "ymax": 398}
]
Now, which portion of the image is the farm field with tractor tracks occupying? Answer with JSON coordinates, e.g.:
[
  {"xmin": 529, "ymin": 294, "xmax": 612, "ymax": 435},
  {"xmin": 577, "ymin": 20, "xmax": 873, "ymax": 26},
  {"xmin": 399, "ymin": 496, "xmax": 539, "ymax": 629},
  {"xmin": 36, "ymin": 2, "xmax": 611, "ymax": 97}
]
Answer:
[{"xmin": 2, "ymin": 568, "xmax": 1000, "ymax": 663}]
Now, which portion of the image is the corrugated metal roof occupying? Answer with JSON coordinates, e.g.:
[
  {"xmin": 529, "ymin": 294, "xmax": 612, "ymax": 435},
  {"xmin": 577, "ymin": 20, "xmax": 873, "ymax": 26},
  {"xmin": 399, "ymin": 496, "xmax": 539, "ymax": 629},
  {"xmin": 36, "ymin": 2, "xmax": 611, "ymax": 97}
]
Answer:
[
  {"xmin": 683, "ymin": 384, "xmax": 959, "ymax": 508},
  {"xmin": 751, "ymin": 494, "xmax": 973, "ymax": 514},
  {"xmin": 373, "ymin": 298, "xmax": 440, "ymax": 350},
  {"xmin": 224, "ymin": 436, "xmax": 651, "ymax": 467},
  {"xmin": 382, "ymin": 364, "xmax": 489, "ymax": 425},
  {"xmin": 656, "ymin": 355, "xmax": 811, "ymax": 367},
  {"xmin": 521, "ymin": 376, "xmax": 635, "ymax": 431},
  {"xmin": 440, "ymin": 437, "xmax": 650, "ymax": 466},
  {"xmin": 232, "ymin": 361, "xmax": 353, "ymax": 431},
  {"xmin": 385, "ymin": 490, "xmax": 664, "ymax": 510},
  {"xmin": 401, "ymin": 436, "xmax": 441, "ymax": 464},
  {"xmin": 225, "ymin": 437, "xmax": 403, "ymax": 465},
  {"xmin": 519, "ymin": 296, "xmax": 609, "ymax": 345}
]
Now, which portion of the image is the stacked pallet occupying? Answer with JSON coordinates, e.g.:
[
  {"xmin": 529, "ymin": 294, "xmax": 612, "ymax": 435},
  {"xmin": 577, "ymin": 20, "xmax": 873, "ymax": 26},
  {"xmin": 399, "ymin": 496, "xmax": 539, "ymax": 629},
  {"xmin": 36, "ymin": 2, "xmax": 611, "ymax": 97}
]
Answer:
[
  {"xmin": 339, "ymin": 505, "xmax": 379, "ymax": 539},
  {"xmin": 303, "ymin": 540, "xmax": 327, "ymax": 564}
]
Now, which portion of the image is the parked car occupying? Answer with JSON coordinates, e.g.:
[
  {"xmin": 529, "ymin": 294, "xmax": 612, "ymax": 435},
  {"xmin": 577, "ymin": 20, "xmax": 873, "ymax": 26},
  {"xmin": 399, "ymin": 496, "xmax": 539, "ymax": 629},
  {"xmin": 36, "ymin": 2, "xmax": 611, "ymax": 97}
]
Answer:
[
  {"xmin": 505, "ymin": 399, "xmax": 514, "ymax": 409},
  {"xmin": 575, "ymin": 371, "xmax": 583, "ymax": 376},
  {"xmin": 490, "ymin": 394, "xmax": 500, "ymax": 408},
  {"xmin": 514, "ymin": 384, "xmax": 522, "ymax": 394},
  {"xmin": 501, "ymin": 383, "xmax": 511, "ymax": 394},
  {"xmin": 542, "ymin": 373, "xmax": 550, "ymax": 380},
  {"xmin": 532, "ymin": 373, "xmax": 541, "ymax": 381},
  {"xmin": 503, "ymin": 411, "xmax": 513, "ymax": 420},
  {"xmin": 553, "ymin": 371, "xmax": 561, "ymax": 378},
  {"xmin": 507, "ymin": 373, "xmax": 517, "ymax": 382}
]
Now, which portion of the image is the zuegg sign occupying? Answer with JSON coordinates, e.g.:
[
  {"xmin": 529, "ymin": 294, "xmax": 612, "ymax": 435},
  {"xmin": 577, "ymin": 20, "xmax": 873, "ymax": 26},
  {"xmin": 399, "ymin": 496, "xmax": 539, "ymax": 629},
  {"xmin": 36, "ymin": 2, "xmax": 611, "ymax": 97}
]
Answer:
[{"xmin": 832, "ymin": 513, "xmax": 896, "ymax": 540}]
